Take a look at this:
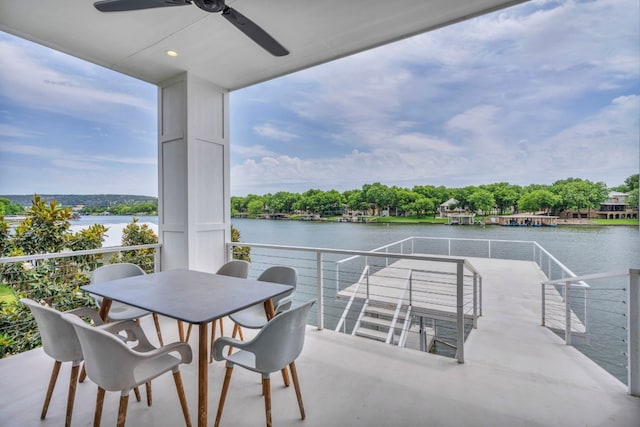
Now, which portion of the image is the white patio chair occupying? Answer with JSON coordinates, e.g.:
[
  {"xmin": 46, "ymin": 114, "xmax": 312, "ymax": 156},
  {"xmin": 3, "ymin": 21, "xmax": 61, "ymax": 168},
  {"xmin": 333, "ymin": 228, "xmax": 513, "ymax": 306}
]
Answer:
[
  {"xmin": 228, "ymin": 265, "xmax": 297, "ymax": 342},
  {"xmin": 212, "ymin": 299, "xmax": 316, "ymax": 427},
  {"xmin": 20, "ymin": 298, "xmax": 104, "ymax": 427},
  {"xmin": 91, "ymin": 263, "xmax": 164, "ymax": 346},
  {"xmin": 61, "ymin": 313, "xmax": 193, "ymax": 427}
]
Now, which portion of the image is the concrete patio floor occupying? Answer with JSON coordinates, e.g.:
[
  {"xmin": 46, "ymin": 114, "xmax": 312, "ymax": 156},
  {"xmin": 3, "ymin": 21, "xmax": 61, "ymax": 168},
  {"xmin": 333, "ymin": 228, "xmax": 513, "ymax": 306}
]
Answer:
[{"xmin": 1, "ymin": 258, "xmax": 639, "ymax": 426}]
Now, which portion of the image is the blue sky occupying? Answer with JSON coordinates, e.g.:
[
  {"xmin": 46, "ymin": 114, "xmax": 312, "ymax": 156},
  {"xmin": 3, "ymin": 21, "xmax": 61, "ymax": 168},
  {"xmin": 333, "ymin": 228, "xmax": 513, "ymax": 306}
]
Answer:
[{"xmin": 1, "ymin": 0, "xmax": 638, "ymax": 197}]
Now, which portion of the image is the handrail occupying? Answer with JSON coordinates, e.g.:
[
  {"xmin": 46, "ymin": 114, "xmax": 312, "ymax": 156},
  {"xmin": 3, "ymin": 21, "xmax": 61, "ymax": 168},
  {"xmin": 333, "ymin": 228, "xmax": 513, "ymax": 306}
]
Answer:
[
  {"xmin": 398, "ymin": 305, "xmax": 413, "ymax": 347},
  {"xmin": 335, "ymin": 265, "xmax": 369, "ymax": 333},
  {"xmin": 386, "ymin": 271, "xmax": 411, "ymax": 344},
  {"xmin": 0, "ymin": 243, "xmax": 161, "ymax": 263}
]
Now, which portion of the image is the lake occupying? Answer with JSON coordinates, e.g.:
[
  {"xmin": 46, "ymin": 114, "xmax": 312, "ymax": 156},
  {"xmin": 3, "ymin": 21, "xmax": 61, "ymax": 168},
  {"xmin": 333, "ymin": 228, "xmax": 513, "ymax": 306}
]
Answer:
[{"xmin": 74, "ymin": 215, "xmax": 639, "ymax": 275}]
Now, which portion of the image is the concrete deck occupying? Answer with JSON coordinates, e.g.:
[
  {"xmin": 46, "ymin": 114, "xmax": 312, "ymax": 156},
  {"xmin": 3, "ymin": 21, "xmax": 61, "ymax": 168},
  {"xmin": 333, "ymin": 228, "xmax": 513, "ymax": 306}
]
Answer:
[{"xmin": 1, "ymin": 258, "xmax": 638, "ymax": 426}]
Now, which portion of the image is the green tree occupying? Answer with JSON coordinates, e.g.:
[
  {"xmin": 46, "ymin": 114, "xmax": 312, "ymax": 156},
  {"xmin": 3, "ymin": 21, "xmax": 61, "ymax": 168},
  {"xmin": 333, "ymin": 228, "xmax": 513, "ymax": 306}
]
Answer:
[
  {"xmin": 0, "ymin": 198, "xmax": 24, "ymax": 216},
  {"xmin": 112, "ymin": 218, "xmax": 158, "ymax": 272},
  {"xmin": 553, "ymin": 178, "xmax": 607, "ymax": 217},
  {"xmin": 486, "ymin": 183, "xmax": 522, "ymax": 214},
  {"xmin": 518, "ymin": 190, "xmax": 560, "ymax": 214},
  {"xmin": 468, "ymin": 189, "xmax": 495, "ymax": 215},
  {"xmin": 247, "ymin": 199, "xmax": 265, "ymax": 217}
]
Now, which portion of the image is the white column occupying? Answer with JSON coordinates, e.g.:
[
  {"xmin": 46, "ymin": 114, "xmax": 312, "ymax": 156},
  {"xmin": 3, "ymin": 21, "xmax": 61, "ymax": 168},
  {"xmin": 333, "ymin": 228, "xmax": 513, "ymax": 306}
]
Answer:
[{"xmin": 157, "ymin": 72, "xmax": 230, "ymax": 273}]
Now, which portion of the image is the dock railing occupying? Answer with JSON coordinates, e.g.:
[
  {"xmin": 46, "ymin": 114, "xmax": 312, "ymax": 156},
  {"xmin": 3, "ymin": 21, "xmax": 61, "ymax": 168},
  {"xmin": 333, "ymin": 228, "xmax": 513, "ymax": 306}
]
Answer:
[
  {"xmin": 542, "ymin": 269, "xmax": 640, "ymax": 396},
  {"xmin": 228, "ymin": 241, "xmax": 481, "ymax": 364}
]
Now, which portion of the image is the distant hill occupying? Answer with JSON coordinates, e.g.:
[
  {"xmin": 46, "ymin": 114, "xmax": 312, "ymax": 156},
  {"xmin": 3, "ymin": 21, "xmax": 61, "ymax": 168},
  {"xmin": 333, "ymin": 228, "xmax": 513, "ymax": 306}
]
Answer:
[{"xmin": 1, "ymin": 194, "xmax": 157, "ymax": 208}]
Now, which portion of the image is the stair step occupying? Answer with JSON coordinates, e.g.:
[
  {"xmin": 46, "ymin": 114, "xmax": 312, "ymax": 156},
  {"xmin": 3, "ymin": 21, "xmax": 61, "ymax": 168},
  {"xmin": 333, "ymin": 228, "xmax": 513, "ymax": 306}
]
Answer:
[
  {"xmin": 355, "ymin": 328, "xmax": 389, "ymax": 341},
  {"xmin": 361, "ymin": 316, "xmax": 394, "ymax": 328},
  {"xmin": 365, "ymin": 305, "xmax": 399, "ymax": 317}
]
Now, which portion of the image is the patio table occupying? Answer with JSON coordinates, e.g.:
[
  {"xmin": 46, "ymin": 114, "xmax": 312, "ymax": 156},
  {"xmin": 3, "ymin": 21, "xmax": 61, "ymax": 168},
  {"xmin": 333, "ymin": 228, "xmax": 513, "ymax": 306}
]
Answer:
[{"xmin": 81, "ymin": 268, "xmax": 293, "ymax": 427}]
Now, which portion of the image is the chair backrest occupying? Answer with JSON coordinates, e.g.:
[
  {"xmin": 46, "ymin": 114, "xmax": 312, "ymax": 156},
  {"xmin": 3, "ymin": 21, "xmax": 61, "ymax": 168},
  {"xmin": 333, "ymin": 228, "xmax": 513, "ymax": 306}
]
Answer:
[
  {"xmin": 257, "ymin": 266, "xmax": 297, "ymax": 305},
  {"xmin": 91, "ymin": 263, "xmax": 145, "ymax": 284},
  {"xmin": 20, "ymin": 298, "xmax": 84, "ymax": 364},
  {"xmin": 250, "ymin": 299, "xmax": 315, "ymax": 373},
  {"xmin": 216, "ymin": 260, "xmax": 250, "ymax": 278},
  {"xmin": 61, "ymin": 313, "xmax": 137, "ymax": 392},
  {"xmin": 90, "ymin": 263, "xmax": 146, "ymax": 305}
]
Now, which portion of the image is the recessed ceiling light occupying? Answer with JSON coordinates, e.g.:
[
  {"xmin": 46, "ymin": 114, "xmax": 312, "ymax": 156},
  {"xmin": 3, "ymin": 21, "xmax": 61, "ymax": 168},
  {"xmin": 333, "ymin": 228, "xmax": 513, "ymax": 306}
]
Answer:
[{"xmin": 165, "ymin": 50, "xmax": 178, "ymax": 57}]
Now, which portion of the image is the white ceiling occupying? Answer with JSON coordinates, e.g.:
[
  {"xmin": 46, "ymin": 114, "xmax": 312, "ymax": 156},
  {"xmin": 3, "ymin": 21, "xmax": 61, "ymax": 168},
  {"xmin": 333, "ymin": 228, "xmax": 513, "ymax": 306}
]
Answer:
[{"xmin": 0, "ymin": 0, "xmax": 525, "ymax": 91}]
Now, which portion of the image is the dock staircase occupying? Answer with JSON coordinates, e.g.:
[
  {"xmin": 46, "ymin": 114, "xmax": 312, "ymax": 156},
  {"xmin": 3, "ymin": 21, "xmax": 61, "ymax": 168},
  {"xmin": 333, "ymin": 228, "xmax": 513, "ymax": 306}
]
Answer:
[{"xmin": 352, "ymin": 300, "xmax": 436, "ymax": 350}]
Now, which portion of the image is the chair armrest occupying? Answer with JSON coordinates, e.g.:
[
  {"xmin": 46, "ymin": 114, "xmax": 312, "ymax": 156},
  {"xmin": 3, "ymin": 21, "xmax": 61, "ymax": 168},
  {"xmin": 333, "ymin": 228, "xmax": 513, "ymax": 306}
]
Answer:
[
  {"xmin": 134, "ymin": 341, "xmax": 193, "ymax": 364},
  {"xmin": 65, "ymin": 307, "xmax": 104, "ymax": 326},
  {"xmin": 97, "ymin": 320, "xmax": 152, "ymax": 347},
  {"xmin": 212, "ymin": 336, "xmax": 250, "ymax": 362},
  {"xmin": 274, "ymin": 295, "xmax": 293, "ymax": 314}
]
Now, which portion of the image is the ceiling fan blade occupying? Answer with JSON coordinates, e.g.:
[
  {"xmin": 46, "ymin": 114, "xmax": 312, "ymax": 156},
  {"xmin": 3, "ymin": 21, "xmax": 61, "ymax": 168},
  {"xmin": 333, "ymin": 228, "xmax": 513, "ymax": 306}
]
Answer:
[
  {"xmin": 221, "ymin": 6, "xmax": 289, "ymax": 57},
  {"xmin": 94, "ymin": 0, "xmax": 190, "ymax": 12}
]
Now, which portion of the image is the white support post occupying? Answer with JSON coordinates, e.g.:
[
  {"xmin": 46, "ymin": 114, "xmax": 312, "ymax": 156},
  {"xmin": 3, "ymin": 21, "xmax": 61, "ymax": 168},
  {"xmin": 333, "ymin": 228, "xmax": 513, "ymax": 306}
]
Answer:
[
  {"xmin": 488, "ymin": 240, "xmax": 491, "ymax": 259},
  {"xmin": 541, "ymin": 283, "xmax": 546, "ymax": 326},
  {"xmin": 628, "ymin": 269, "xmax": 640, "ymax": 396},
  {"xmin": 317, "ymin": 252, "xmax": 324, "ymax": 330},
  {"xmin": 455, "ymin": 262, "xmax": 465, "ymax": 363},
  {"xmin": 473, "ymin": 272, "xmax": 478, "ymax": 328},
  {"xmin": 565, "ymin": 281, "xmax": 572, "ymax": 345}
]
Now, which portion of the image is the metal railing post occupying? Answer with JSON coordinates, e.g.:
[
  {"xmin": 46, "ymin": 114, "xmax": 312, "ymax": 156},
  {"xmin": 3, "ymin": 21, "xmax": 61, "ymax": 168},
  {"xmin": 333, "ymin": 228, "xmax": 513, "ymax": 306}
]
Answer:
[
  {"xmin": 448, "ymin": 239, "xmax": 451, "ymax": 256},
  {"xmin": 409, "ymin": 271, "xmax": 413, "ymax": 306},
  {"xmin": 455, "ymin": 262, "xmax": 465, "ymax": 363},
  {"xmin": 473, "ymin": 272, "xmax": 478, "ymax": 328},
  {"xmin": 541, "ymin": 283, "xmax": 546, "ymax": 326},
  {"xmin": 488, "ymin": 240, "xmax": 491, "ymax": 258},
  {"xmin": 317, "ymin": 251, "xmax": 324, "ymax": 330},
  {"xmin": 154, "ymin": 246, "xmax": 161, "ymax": 273},
  {"xmin": 628, "ymin": 269, "xmax": 640, "ymax": 396},
  {"xmin": 565, "ymin": 281, "xmax": 572, "ymax": 345}
]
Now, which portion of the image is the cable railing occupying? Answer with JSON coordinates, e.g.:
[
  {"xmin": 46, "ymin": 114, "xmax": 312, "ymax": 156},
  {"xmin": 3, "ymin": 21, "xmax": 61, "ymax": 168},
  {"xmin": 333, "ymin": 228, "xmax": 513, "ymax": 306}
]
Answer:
[
  {"xmin": 227, "ymin": 240, "xmax": 481, "ymax": 363},
  {"xmin": 542, "ymin": 269, "xmax": 640, "ymax": 396}
]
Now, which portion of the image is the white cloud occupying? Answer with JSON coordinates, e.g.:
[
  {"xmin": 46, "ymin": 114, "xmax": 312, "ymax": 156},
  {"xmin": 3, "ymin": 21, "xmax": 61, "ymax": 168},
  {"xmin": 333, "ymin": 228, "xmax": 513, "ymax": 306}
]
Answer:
[
  {"xmin": 0, "ymin": 38, "xmax": 155, "ymax": 121},
  {"xmin": 253, "ymin": 123, "xmax": 299, "ymax": 141}
]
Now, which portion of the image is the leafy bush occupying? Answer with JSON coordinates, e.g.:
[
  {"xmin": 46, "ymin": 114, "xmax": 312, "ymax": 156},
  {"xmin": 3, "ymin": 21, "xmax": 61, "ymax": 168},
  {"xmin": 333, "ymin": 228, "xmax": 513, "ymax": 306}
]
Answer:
[{"xmin": 0, "ymin": 195, "xmax": 106, "ymax": 357}]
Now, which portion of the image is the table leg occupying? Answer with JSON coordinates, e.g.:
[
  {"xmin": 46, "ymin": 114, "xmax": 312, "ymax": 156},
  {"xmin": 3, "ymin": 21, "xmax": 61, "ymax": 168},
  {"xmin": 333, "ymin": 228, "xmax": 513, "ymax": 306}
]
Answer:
[
  {"xmin": 98, "ymin": 298, "xmax": 113, "ymax": 323},
  {"xmin": 198, "ymin": 322, "xmax": 208, "ymax": 427}
]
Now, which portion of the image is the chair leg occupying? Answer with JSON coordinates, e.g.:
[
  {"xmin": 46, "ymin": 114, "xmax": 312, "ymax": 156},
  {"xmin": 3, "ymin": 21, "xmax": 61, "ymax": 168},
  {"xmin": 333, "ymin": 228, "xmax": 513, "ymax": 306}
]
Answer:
[
  {"xmin": 133, "ymin": 386, "xmax": 141, "ymax": 402},
  {"xmin": 94, "ymin": 387, "xmax": 105, "ymax": 427},
  {"xmin": 173, "ymin": 371, "xmax": 192, "ymax": 427},
  {"xmin": 289, "ymin": 362, "xmax": 305, "ymax": 419},
  {"xmin": 41, "ymin": 360, "xmax": 62, "ymax": 419},
  {"xmin": 117, "ymin": 394, "xmax": 129, "ymax": 427},
  {"xmin": 65, "ymin": 364, "xmax": 80, "ymax": 427},
  {"xmin": 145, "ymin": 382, "xmax": 152, "ymax": 406},
  {"xmin": 262, "ymin": 376, "xmax": 272, "ymax": 427},
  {"xmin": 209, "ymin": 319, "xmax": 226, "ymax": 363},
  {"xmin": 79, "ymin": 362, "xmax": 87, "ymax": 383},
  {"xmin": 177, "ymin": 320, "xmax": 185, "ymax": 342},
  {"xmin": 152, "ymin": 313, "xmax": 164, "ymax": 346},
  {"xmin": 281, "ymin": 367, "xmax": 290, "ymax": 387},
  {"xmin": 185, "ymin": 323, "xmax": 193, "ymax": 342},
  {"xmin": 214, "ymin": 366, "xmax": 234, "ymax": 427}
]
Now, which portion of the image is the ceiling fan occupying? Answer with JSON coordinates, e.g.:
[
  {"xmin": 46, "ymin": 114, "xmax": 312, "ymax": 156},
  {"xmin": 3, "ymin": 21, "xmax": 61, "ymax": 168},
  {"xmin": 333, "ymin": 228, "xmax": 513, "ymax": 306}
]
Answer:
[{"xmin": 93, "ymin": 0, "xmax": 289, "ymax": 57}]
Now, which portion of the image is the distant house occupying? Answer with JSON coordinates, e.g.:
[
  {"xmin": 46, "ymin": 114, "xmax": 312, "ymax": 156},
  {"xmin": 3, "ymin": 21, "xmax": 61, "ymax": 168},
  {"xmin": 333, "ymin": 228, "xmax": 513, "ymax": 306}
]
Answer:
[
  {"xmin": 559, "ymin": 191, "xmax": 638, "ymax": 220},
  {"xmin": 598, "ymin": 192, "xmax": 638, "ymax": 219},
  {"xmin": 438, "ymin": 198, "xmax": 462, "ymax": 218}
]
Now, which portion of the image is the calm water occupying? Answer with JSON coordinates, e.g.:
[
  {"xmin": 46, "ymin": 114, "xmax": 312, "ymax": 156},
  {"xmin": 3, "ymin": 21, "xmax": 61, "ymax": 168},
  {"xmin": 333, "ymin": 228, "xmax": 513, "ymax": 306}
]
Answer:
[
  {"xmin": 76, "ymin": 215, "xmax": 639, "ymax": 382},
  {"xmin": 74, "ymin": 215, "xmax": 639, "ymax": 275}
]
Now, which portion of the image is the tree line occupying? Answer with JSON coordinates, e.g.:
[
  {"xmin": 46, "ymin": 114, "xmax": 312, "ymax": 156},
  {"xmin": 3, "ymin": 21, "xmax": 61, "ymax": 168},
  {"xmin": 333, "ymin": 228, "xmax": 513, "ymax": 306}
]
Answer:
[{"xmin": 231, "ymin": 175, "xmax": 639, "ymax": 218}]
